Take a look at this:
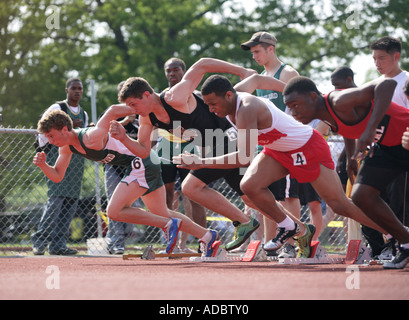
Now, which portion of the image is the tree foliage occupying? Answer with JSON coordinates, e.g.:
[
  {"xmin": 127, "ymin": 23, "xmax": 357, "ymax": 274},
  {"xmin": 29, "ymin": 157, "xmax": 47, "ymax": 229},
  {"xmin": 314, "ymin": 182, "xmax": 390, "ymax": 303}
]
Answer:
[{"xmin": 1, "ymin": 0, "xmax": 408, "ymax": 127}]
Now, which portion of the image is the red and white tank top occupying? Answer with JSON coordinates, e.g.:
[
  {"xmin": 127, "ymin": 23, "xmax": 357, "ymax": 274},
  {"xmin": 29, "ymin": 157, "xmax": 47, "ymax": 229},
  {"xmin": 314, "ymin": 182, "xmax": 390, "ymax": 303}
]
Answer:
[
  {"xmin": 227, "ymin": 92, "xmax": 313, "ymax": 152},
  {"xmin": 324, "ymin": 92, "xmax": 409, "ymax": 147}
]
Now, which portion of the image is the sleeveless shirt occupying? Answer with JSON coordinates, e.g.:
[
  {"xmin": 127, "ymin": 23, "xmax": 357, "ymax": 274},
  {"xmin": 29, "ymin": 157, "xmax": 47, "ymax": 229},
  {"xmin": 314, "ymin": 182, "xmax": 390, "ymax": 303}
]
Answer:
[
  {"xmin": 324, "ymin": 92, "xmax": 409, "ymax": 147},
  {"xmin": 227, "ymin": 92, "xmax": 313, "ymax": 152},
  {"xmin": 149, "ymin": 92, "xmax": 235, "ymax": 149},
  {"xmin": 256, "ymin": 64, "xmax": 288, "ymax": 112},
  {"xmin": 69, "ymin": 128, "xmax": 158, "ymax": 168}
]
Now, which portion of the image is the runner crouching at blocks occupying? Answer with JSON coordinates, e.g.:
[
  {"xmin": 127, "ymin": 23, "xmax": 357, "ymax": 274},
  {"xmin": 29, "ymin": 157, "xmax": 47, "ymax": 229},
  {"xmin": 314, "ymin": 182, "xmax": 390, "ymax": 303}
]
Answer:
[
  {"xmin": 174, "ymin": 59, "xmax": 390, "ymax": 258},
  {"xmin": 172, "ymin": 58, "xmax": 325, "ymax": 258},
  {"xmin": 33, "ymin": 106, "xmax": 218, "ymax": 257},
  {"xmin": 283, "ymin": 75, "xmax": 409, "ymax": 269}
]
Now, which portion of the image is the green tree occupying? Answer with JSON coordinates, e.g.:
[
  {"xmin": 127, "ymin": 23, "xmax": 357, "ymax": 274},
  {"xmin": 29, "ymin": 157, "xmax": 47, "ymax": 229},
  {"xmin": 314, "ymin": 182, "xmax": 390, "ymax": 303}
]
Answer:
[
  {"xmin": 87, "ymin": 0, "xmax": 250, "ymax": 113},
  {"xmin": 0, "ymin": 0, "xmax": 94, "ymax": 126},
  {"xmin": 245, "ymin": 0, "xmax": 409, "ymax": 80}
]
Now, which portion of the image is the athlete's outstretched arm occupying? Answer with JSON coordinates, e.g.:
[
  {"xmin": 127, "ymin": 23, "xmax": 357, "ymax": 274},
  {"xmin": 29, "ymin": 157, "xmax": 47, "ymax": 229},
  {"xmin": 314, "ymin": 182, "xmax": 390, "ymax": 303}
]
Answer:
[
  {"xmin": 165, "ymin": 58, "xmax": 256, "ymax": 109},
  {"xmin": 86, "ymin": 104, "xmax": 134, "ymax": 140},
  {"xmin": 234, "ymin": 74, "xmax": 286, "ymax": 94},
  {"xmin": 173, "ymin": 97, "xmax": 259, "ymax": 170}
]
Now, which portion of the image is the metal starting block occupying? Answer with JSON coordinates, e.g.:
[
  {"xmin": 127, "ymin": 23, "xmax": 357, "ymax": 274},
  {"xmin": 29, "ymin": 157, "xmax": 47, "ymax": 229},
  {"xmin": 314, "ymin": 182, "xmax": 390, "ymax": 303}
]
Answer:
[
  {"xmin": 122, "ymin": 245, "xmax": 202, "ymax": 260},
  {"xmin": 141, "ymin": 245, "xmax": 156, "ymax": 260},
  {"xmin": 241, "ymin": 240, "xmax": 269, "ymax": 262},
  {"xmin": 344, "ymin": 239, "xmax": 371, "ymax": 265},
  {"xmin": 278, "ymin": 241, "xmax": 344, "ymax": 265},
  {"xmin": 189, "ymin": 241, "xmax": 241, "ymax": 262}
]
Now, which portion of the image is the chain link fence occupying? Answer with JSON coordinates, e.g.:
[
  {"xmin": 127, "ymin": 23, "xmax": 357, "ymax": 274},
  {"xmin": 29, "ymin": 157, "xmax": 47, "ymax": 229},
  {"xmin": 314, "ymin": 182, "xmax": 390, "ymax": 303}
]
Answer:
[{"xmin": 0, "ymin": 126, "xmax": 349, "ymax": 256}]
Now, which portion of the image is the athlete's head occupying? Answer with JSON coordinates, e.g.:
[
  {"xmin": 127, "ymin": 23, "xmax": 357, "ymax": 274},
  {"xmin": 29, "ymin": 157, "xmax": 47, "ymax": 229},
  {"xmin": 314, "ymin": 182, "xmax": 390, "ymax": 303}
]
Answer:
[
  {"xmin": 331, "ymin": 66, "xmax": 357, "ymax": 90},
  {"xmin": 283, "ymin": 76, "xmax": 321, "ymax": 124},
  {"xmin": 241, "ymin": 31, "xmax": 277, "ymax": 66},
  {"xmin": 118, "ymin": 77, "xmax": 154, "ymax": 103},
  {"xmin": 65, "ymin": 78, "xmax": 83, "ymax": 105},
  {"xmin": 370, "ymin": 36, "xmax": 402, "ymax": 55},
  {"xmin": 117, "ymin": 77, "xmax": 155, "ymax": 116},
  {"xmin": 241, "ymin": 31, "xmax": 277, "ymax": 50},
  {"xmin": 370, "ymin": 36, "xmax": 402, "ymax": 76},
  {"xmin": 201, "ymin": 75, "xmax": 236, "ymax": 118},
  {"xmin": 164, "ymin": 58, "xmax": 186, "ymax": 88},
  {"xmin": 38, "ymin": 109, "xmax": 73, "ymax": 134},
  {"xmin": 284, "ymin": 76, "xmax": 321, "ymax": 97},
  {"xmin": 202, "ymin": 75, "xmax": 235, "ymax": 97}
]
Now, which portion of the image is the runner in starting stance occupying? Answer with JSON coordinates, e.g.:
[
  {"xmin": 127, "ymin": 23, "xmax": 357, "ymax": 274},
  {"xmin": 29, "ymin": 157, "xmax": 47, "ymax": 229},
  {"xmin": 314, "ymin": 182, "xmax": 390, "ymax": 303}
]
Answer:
[
  {"xmin": 172, "ymin": 58, "xmax": 367, "ymax": 257},
  {"xmin": 33, "ymin": 107, "xmax": 218, "ymax": 256},
  {"xmin": 283, "ymin": 75, "xmax": 409, "ymax": 269}
]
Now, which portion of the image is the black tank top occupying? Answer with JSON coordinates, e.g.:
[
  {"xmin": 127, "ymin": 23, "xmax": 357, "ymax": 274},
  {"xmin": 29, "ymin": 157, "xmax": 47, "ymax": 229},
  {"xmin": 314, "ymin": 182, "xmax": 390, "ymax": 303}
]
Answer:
[{"xmin": 149, "ymin": 92, "xmax": 235, "ymax": 149}]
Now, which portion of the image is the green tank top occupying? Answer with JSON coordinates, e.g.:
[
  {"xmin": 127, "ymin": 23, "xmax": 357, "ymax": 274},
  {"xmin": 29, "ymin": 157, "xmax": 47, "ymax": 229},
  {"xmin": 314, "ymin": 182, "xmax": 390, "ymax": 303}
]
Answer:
[
  {"xmin": 69, "ymin": 128, "xmax": 162, "ymax": 195},
  {"xmin": 69, "ymin": 128, "xmax": 136, "ymax": 167},
  {"xmin": 69, "ymin": 128, "xmax": 159, "ymax": 172},
  {"xmin": 256, "ymin": 64, "xmax": 287, "ymax": 112}
]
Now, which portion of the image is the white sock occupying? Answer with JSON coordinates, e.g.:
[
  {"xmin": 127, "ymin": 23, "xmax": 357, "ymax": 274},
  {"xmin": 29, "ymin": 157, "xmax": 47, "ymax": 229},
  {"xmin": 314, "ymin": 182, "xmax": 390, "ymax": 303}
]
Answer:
[
  {"xmin": 277, "ymin": 216, "xmax": 295, "ymax": 231},
  {"xmin": 200, "ymin": 230, "xmax": 212, "ymax": 243},
  {"xmin": 164, "ymin": 219, "xmax": 172, "ymax": 229}
]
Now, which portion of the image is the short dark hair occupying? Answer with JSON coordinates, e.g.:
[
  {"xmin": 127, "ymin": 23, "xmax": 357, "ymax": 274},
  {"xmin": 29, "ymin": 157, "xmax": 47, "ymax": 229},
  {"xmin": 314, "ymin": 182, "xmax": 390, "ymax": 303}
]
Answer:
[
  {"xmin": 117, "ymin": 81, "xmax": 126, "ymax": 94},
  {"xmin": 283, "ymin": 76, "xmax": 321, "ymax": 96},
  {"xmin": 38, "ymin": 109, "xmax": 73, "ymax": 133},
  {"xmin": 370, "ymin": 36, "xmax": 402, "ymax": 54},
  {"xmin": 118, "ymin": 77, "xmax": 154, "ymax": 102},
  {"xmin": 66, "ymin": 78, "xmax": 82, "ymax": 89},
  {"xmin": 331, "ymin": 66, "xmax": 355, "ymax": 81},
  {"xmin": 201, "ymin": 75, "xmax": 236, "ymax": 96},
  {"xmin": 164, "ymin": 57, "xmax": 186, "ymax": 72}
]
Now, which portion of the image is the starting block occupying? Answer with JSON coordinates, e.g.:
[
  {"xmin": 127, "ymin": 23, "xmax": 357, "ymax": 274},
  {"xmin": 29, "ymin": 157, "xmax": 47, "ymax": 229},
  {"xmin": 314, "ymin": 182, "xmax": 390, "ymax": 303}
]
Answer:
[
  {"xmin": 122, "ymin": 245, "xmax": 202, "ymax": 260},
  {"xmin": 190, "ymin": 241, "xmax": 241, "ymax": 262},
  {"xmin": 344, "ymin": 239, "xmax": 371, "ymax": 265},
  {"xmin": 278, "ymin": 241, "xmax": 344, "ymax": 265},
  {"xmin": 241, "ymin": 240, "xmax": 269, "ymax": 262},
  {"xmin": 141, "ymin": 245, "xmax": 156, "ymax": 260}
]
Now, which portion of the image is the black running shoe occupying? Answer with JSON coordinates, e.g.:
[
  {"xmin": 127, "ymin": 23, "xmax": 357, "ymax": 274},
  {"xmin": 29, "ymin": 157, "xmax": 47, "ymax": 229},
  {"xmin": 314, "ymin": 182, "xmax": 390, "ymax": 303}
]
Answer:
[
  {"xmin": 383, "ymin": 246, "xmax": 409, "ymax": 269},
  {"xmin": 263, "ymin": 223, "xmax": 300, "ymax": 252}
]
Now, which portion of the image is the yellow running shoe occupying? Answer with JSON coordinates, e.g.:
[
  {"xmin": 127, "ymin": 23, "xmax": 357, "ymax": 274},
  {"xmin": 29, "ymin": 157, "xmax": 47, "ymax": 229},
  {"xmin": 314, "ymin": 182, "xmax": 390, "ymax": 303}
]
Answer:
[
  {"xmin": 295, "ymin": 223, "xmax": 316, "ymax": 258},
  {"xmin": 225, "ymin": 217, "xmax": 260, "ymax": 251}
]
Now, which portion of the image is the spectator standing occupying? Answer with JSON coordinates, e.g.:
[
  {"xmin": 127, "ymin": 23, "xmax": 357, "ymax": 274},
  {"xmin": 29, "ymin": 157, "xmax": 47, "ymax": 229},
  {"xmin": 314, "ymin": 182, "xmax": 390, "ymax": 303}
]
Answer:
[
  {"xmin": 32, "ymin": 78, "xmax": 88, "ymax": 255},
  {"xmin": 370, "ymin": 37, "xmax": 409, "ymax": 259}
]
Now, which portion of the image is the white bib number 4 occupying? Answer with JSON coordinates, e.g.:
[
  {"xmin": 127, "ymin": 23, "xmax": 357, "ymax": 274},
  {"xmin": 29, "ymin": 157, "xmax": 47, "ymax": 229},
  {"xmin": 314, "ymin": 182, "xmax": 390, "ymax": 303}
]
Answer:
[{"xmin": 292, "ymin": 152, "xmax": 307, "ymax": 166}]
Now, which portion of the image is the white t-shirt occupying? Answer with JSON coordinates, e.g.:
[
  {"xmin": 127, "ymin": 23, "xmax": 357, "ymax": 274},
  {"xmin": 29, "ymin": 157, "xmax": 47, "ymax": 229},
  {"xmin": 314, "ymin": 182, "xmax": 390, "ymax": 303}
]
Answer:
[{"xmin": 380, "ymin": 71, "xmax": 409, "ymax": 109}]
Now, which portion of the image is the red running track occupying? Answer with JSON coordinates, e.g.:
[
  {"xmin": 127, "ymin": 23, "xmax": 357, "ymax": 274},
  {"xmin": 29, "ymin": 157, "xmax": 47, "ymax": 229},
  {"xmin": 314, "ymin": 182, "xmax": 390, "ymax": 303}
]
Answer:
[{"xmin": 1, "ymin": 256, "xmax": 408, "ymax": 300}]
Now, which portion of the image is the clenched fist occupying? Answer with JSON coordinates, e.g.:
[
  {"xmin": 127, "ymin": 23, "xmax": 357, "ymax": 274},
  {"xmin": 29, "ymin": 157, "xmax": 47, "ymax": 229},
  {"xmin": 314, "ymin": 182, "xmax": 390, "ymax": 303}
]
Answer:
[{"xmin": 33, "ymin": 151, "xmax": 47, "ymax": 168}]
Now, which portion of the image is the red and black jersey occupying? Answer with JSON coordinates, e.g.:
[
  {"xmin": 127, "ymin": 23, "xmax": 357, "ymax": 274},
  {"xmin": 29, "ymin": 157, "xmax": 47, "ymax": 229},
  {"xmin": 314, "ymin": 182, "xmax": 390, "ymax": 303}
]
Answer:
[{"xmin": 324, "ymin": 93, "xmax": 409, "ymax": 147}]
